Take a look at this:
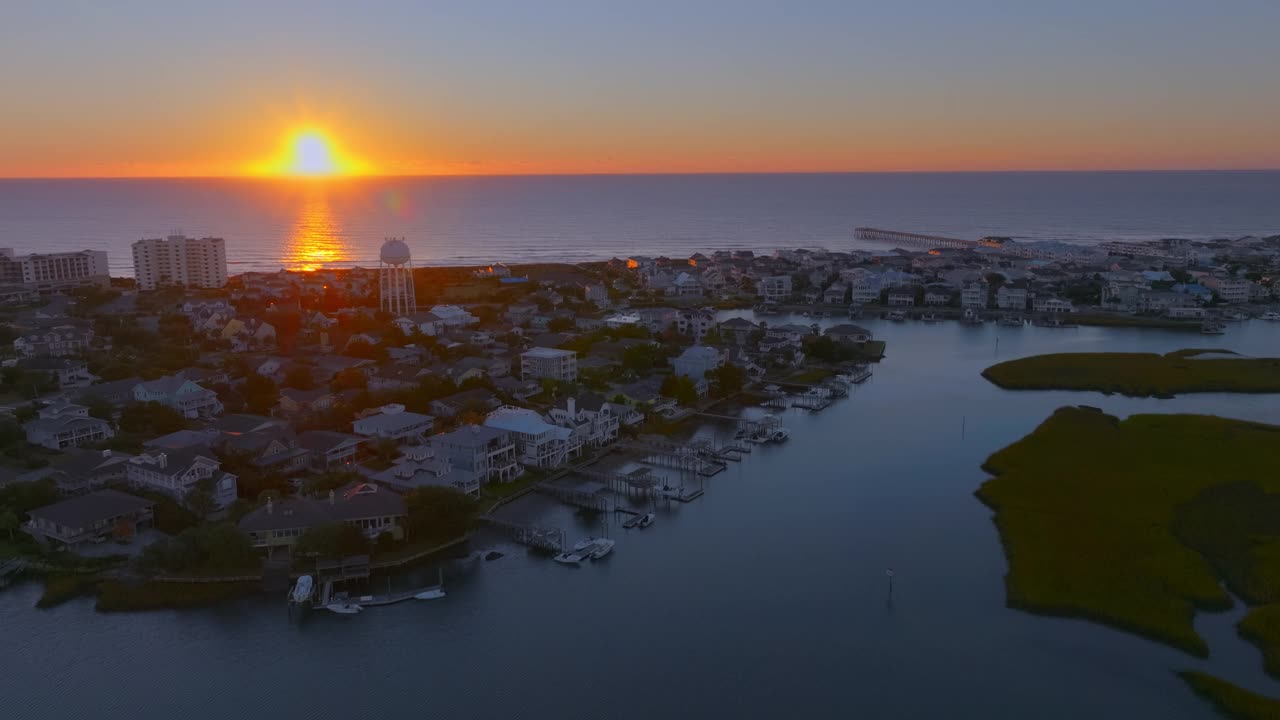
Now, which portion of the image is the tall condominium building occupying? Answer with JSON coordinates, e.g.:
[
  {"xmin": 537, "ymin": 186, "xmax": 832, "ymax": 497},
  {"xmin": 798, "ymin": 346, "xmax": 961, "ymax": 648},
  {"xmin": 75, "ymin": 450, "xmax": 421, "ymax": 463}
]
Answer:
[
  {"xmin": 0, "ymin": 248, "xmax": 110, "ymax": 292},
  {"xmin": 131, "ymin": 235, "xmax": 228, "ymax": 291}
]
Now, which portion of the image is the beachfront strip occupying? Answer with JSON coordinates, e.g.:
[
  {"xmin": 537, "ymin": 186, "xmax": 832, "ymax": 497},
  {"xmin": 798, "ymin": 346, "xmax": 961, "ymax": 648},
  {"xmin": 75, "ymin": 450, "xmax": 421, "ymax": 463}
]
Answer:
[{"xmin": 0, "ymin": 231, "xmax": 1277, "ymax": 561}]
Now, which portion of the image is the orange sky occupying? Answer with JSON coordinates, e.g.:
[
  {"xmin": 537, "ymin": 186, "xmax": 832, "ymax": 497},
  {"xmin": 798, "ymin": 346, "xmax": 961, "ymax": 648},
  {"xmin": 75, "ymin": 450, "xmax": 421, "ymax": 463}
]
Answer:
[{"xmin": 2, "ymin": 2, "xmax": 1279, "ymax": 177}]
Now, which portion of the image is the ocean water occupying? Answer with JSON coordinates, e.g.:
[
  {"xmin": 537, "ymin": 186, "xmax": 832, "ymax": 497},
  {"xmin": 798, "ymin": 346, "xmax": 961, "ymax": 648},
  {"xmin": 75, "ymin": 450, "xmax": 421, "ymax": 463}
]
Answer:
[{"xmin": 2, "ymin": 172, "xmax": 1279, "ymax": 275}]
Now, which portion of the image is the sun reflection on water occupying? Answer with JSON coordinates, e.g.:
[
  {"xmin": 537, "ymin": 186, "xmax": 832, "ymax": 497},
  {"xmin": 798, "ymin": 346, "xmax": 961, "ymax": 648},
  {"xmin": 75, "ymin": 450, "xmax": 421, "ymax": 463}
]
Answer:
[{"xmin": 285, "ymin": 190, "xmax": 350, "ymax": 271}]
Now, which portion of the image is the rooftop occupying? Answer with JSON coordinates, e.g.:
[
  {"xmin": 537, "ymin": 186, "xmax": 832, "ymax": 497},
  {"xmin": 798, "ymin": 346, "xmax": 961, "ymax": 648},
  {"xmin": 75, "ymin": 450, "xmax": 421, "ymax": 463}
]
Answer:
[{"xmin": 27, "ymin": 489, "xmax": 154, "ymax": 529}]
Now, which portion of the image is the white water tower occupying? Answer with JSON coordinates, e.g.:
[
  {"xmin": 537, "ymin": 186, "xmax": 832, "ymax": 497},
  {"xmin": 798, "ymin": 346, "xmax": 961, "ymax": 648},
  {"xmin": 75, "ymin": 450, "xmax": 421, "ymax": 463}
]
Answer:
[{"xmin": 379, "ymin": 237, "xmax": 416, "ymax": 315}]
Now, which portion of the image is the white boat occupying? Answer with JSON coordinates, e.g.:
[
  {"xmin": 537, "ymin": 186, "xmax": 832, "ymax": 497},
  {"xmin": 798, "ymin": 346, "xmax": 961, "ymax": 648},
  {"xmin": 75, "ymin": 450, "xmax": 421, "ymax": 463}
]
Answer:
[
  {"xmin": 290, "ymin": 575, "xmax": 314, "ymax": 604},
  {"xmin": 637, "ymin": 513, "xmax": 655, "ymax": 528},
  {"xmin": 553, "ymin": 552, "xmax": 584, "ymax": 565},
  {"xmin": 1262, "ymin": 312, "xmax": 1280, "ymax": 321},
  {"xmin": 414, "ymin": 588, "xmax": 446, "ymax": 600},
  {"xmin": 588, "ymin": 538, "xmax": 615, "ymax": 559},
  {"xmin": 573, "ymin": 537, "xmax": 602, "ymax": 553},
  {"xmin": 1201, "ymin": 320, "xmax": 1226, "ymax": 335},
  {"xmin": 771, "ymin": 428, "xmax": 790, "ymax": 442},
  {"xmin": 658, "ymin": 485, "xmax": 681, "ymax": 499},
  {"xmin": 888, "ymin": 310, "xmax": 907, "ymax": 322},
  {"xmin": 1224, "ymin": 311, "xmax": 1248, "ymax": 322},
  {"xmin": 324, "ymin": 594, "xmax": 363, "ymax": 615}
]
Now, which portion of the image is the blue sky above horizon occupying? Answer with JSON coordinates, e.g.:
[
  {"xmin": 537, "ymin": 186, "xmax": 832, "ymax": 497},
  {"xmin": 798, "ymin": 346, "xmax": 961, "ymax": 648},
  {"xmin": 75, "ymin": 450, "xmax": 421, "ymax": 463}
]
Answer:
[{"xmin": 2, "ymin": 0, "xmax": 1278, "ymax": 177}]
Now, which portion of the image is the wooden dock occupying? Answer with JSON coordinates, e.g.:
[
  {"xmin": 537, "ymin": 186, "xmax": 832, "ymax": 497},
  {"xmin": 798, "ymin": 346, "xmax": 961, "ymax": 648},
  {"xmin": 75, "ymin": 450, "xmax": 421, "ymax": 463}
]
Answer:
[{"xmin": 481, "ymin": 516, "xmax": 565, "ymax": 552}]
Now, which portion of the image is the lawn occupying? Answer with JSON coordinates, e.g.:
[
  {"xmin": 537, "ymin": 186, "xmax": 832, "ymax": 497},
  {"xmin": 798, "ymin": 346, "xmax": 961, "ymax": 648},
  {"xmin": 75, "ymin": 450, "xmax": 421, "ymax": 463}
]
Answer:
[
  {"xmin": 977, "ymin": 407, "xmax": 1280, "ymax": 712},
  {"xmin": 1073, "ymin": 313, "xmax": 1202, "ymax": 331},
  {"xmin": 982, "ymin": 349, "xmax": 1280, "ymax": 397}
]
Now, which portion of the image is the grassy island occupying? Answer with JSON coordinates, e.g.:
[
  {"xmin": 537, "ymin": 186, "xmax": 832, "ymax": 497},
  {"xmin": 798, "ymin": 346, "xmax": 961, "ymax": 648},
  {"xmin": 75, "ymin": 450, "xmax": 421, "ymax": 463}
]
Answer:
[
  {"xmin": 1179, "ymin": 672, "xmax": 1280, "ymax": 720},
  {"xmin": 978, "ymin": 408, "xmax": 1280, "ymax": 715},
  {"xmin": 982, "ymin": 349, "xmax": 1280, "ymax": 397}
]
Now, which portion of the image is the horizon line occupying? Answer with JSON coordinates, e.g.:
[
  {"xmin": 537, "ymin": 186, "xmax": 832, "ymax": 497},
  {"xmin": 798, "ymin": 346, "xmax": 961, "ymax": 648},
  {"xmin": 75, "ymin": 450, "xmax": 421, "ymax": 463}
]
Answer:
[{"xmin": 3, "ymin": 167, "xmax": 1280, "ymax": 181}]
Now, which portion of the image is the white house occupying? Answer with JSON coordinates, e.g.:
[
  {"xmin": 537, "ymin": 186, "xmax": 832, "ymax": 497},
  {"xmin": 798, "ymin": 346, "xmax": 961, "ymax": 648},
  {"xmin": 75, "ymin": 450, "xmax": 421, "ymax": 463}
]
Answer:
[
  {"xmin": 961, "ymin": 282, "xmax": 988, "ymax": 309},
  {"xmin": 484, "ymin": 406, "xmax": 581, "ymax": 468},
  {"xmin": 1032, "ymin": 296, "xmax": 1075, "ymax": 314},
  {"xmin": 996, "ymin": 285, "xmax": 1028, "ymax": 311},
  {"xmin": 429, "ymin": 305, "xmax": 480, "ymax": 327},
  {"xmin": 520, "ymin": 347, "xmax": 578, "ymax": 382},
  {"xmin": 758, "ymin": 275, "xmax": 793, "ymax": 303},
  {"xmin": 430, "ymin": 425, "xmax": 520, "ymax": 485}
]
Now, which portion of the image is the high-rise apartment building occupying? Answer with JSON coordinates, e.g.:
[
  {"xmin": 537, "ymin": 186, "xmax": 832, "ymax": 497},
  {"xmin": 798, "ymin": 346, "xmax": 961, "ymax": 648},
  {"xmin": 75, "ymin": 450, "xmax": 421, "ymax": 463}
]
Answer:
[
  {"xmin": 0, "ymin": 248, "xmax": 110, "ymax": 292},
  {"xmin": 131, "ymin": 235, "xmax": 228, "ymax": 290}
]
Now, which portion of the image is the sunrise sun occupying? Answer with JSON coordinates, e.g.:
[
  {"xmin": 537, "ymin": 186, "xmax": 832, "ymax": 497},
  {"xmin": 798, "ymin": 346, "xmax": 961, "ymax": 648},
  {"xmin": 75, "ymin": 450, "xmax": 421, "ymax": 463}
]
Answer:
[{"xmin": 252, "ymin": 128, "xmax": 370, "ymax": 177}]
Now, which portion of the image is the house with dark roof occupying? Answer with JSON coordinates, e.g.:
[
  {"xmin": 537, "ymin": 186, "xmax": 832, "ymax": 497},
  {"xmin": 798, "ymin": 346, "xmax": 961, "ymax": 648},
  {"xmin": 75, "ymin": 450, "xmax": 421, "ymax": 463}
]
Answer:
[
  {"xmin": 24, "ymin": 448, "xmax": 133, "ymax": 497},
  {"xmin": 277, "ymin": 387, "xmax": 336, "ymax": 416},
  {"xmin": 353, "ymin": 404, "xmax": 434, "ymax": 444},
  {"xmin": 298, "ymin": 430, "xmax": 364, "ymax": 470},
  {"xmin": 126, "ymin": 449, "xmax": 238, "ymax": 509},
  {"xmin": 430, "ymin": 388, "xmax": 501, "ymax": 419},
  {"xmin": 238, "ymin": 482, "xmax": 406, "ymax": 552},
  {"xmin": 76, "ymin": 376, "xmax": 144, "ymax": 408},
  {"xmin": 17, "ymin": 358, "xmax": 94, "ymax": 389},
  {"xmin": 24, "ymin": 489, "xmax": 155, "ymax": 548}
]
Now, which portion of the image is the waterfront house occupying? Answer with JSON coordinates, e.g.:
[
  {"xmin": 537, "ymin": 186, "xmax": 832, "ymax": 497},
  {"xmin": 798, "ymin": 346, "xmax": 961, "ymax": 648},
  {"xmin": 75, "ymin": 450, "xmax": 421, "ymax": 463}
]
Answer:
[
  {"xmin": 76, "ymin": 376, "xmax": 144, "ymax": 409},
  {"xmin": 484, "ymin": 406, "xmax": 580, "ymax": 468},
  {"xmin": 520, "ymin": 347, "xmax": 578, "ymax": 383},
  {"xmin": 824, "ymin": 283, "xmax": 849, "ymax": 304},
  {"xmin": 23, "ymin": 403, "xmax": 113, "ymax": 450},
  {"xmin": 220, "ymin": 428, "xmax": 311, "ymax": 475},
  {"xmin": 24, "ymin": 490, "xmax": 155, "ymax": 549},
  {"xmin": 370, "ymin": 445, "xmax": 481, "ymax": 496},
  {"xmin": 297, "ymin": 430, "xmax": 364, "ymax": 470},
  {"xmin": 429, "ymin": 425, "xmax": 520, "ymax": 485},
  {"xmin": 764, "ymin": 324, "xmax": 811, "ymax": 344},
  {"xmin": 961, "ymin": 282, "xmax": 988, "ymax": 310},
  {"xmin": 887, "ymin": 289, "xmax": 917, "ymax": 307},
  {"xmin": 924, "ymin": 287, "xmax": 955, "ymax": 307},
  {"xmin": 758, "ymin": 275, "xmax": 793, "ymax": 303},
  {"xmin": 671, "ymin": 345, "xmax": 724, "ymax": 380},
  {"xmin": 1032, "ymin": 296, "xmax": 1076, "ymax": 314},
  {"xmin": 717, "ymin": 317, "xmax": 757, "ymax": 345},
  {"xmin": 127, "ymin": 449, "xmax": 238, "ymax": 510},
  {"xmin": 824, "ymin": 324, "xmax": 873, "ymax": 344},
  {"xmin": 353, "ymin": 404, "xmax": 434, "ymax": 444},
  {"xmin": 996, "ymin": 285, "xmax": 1029, "ymax": 311},
  {"xmin": 547, "ymin": 393, "xmax": 622, "ymax": 448},
  {"xmin": 132, "ymin": 375, "xmax": 223, "ymax": 419},
  {"xmin": 238, "ymin": 482, "xmax": 406, "ymax": 552}
]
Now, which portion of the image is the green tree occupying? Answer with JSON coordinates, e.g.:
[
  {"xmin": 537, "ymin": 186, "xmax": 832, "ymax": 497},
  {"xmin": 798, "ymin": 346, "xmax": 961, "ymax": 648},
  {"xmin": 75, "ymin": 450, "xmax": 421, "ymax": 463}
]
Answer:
[
  {"xmin": 119, "ymin": 402, "xmax": 187, "ymax": 436},
  {"xmin": 546, "ymin": 316, "xmax": 576, "ymax": 333},
  {"xmin": 0, "ymin": 508, "xmax": 19, "ymax": 540},
  {"xmin": 404, "ymin": 486, "xmax": 477, "ymax": 542},
  {"xmin": 330, "ymin": 368, "xmax": 368, "ymax": 393},
  {"xmin": 660, "ymin": 374, "xmax": 699, "ymax": 405},
  {"xmin": 295, "ymin": 522, "xmax": 368, "ymax": 560},
  {"xmin": 185, "ymin": 479, "xmax": 218, "ymax": 520},
  {"xmin": 243, "ymin": 373, "xmax": 279, "ymax": 415},
  {"xmin": 707, "ymin": 364, "xmax": 746, "ymax": 398}
]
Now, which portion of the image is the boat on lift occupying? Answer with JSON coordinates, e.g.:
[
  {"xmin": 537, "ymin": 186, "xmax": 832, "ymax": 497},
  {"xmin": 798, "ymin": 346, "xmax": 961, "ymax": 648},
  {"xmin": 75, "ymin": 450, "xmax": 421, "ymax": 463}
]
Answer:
[
  {"xmin": 588, "ymin": 538, "xmax": 616, "ymax": 559},
  {"xmin": 553, "ymin": 551, "xmax": 585, "ymax": 565},
  {"xmin": 290, "ymin": 575, "xmax": 314, "ymax": 604}
]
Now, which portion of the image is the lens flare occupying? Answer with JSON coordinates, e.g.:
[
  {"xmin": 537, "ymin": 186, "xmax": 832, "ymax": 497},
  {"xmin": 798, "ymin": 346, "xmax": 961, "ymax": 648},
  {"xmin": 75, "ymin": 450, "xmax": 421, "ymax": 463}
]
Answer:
[{"xmin": 252, "ymin": 128, "xmax": 371, "ymax": 177}]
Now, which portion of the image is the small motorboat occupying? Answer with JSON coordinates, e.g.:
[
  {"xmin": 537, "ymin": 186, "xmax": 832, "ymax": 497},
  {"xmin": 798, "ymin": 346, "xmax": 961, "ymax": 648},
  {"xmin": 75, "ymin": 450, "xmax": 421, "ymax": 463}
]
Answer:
[
  {"xmin": 573, "ymin": 537, "xmax": 602, "ymax": 553},
  {"xmin": 771, "ymin": 428, "xmax": 790, "ymax": 442},
  {"xmin": 637, "ymin": 513, "xmax": 656, "ymax": 528},
  {"xmin": 553, "ymin": 551, "xmax": 585, "ymax": 565},
  {"xmin": 589, "ymin": 539, "xmax": 615, "ymax": 559},
  {"xmin": 1201, "ymin": 320, "xmax": 1226, "ymax": 335},
  {"xmin": 1262, "ymin": 312, "xmax": 1280, "ymax": 321},
  {"xmin": 324, "ymin": 593, "xmax": 362, "ymax": 615},
  {"xmin": 888, "ymin": 310, "xmax": 907, "ymax": 322},
  {"xmin": 414, "ymin": 588, "xmax": 446, "ymax": 601},
  {"xmin": 484, "ymin": 550, "xmax": 504, "ymax": 561},
  {"xmin": 290, "ymin": 575, "xmax": 314, "ymax": 604}
]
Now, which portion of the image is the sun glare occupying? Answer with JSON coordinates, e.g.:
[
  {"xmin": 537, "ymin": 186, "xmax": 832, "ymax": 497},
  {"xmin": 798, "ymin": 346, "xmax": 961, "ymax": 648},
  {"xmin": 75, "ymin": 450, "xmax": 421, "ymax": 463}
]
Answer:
[{"xmin": 253, "ymin": 128, "xmax": 370, "ymax": 177}]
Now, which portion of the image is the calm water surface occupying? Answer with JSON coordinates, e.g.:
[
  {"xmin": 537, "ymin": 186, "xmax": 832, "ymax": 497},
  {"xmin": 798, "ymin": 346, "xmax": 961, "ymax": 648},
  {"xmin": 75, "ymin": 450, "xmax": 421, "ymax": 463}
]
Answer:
[
  {"xmin": 2, "ymin": 172, "xmax": 1279, "ymax": 274},
  {"xmin": 4, "ymin": 321, "xmax": 1280, "ymax": 719}
]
